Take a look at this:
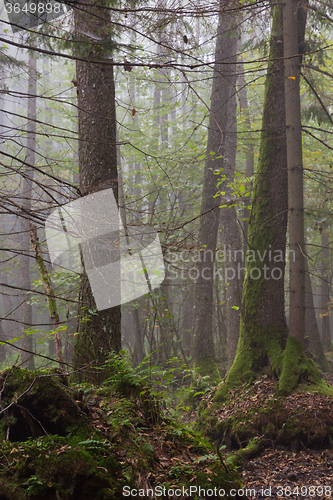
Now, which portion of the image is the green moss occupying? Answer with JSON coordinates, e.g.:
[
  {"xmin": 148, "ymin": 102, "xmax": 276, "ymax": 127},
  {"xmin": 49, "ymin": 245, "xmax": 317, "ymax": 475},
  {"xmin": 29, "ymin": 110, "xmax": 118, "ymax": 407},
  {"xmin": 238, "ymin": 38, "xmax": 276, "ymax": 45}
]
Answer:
[
  {"xmin": 194, "ymin": 357, "xmax": 221, "ymax": 385},
  {"xmin": 226, "ymin": 438, "xmax": 264, "ymax": 467},
  {"xmin": 0, "ymin": 435, "xmax": 125, "ymax": 500},
  {"xmin": 277, "ymin": 336, "xmax": 321, "ymax": 396},
  {"xmin": 0, "ymin": 367, "xmax": 88, "ymax": 441},
  {"xmin": 214, "ymin": 3, "xmax": 288, "ymax": 401},
  {"xmin": 297, "ymin": 380, "xmax": 333, "ymax": 397},
  {"xmin": 0, "ymin": 478, "xmax": 24, "ymax": 500}
]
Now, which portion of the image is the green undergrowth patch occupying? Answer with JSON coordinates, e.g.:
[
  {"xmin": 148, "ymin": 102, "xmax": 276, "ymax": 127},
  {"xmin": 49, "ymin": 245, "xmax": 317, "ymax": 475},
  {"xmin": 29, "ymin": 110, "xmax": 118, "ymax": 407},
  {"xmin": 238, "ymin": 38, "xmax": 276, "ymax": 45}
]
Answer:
[
  {"xmin": 0, "ymin": 359, "xmax": 241, "ymax": 499},
  {"xmin": 0, "ymin": 434, "xmax": 122, "ymax": 500}
]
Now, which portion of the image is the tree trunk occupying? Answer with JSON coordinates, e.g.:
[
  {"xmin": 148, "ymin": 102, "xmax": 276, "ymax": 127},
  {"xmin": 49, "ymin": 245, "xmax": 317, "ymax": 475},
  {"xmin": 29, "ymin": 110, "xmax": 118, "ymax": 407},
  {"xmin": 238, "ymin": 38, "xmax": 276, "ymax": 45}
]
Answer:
[
  {"xmin": 305, "ymin": 255, "xmax": 328, "ymax": 371},
  {"xmin": 218, "ymin": 37, "xmax": 242, "ymax": 368},
  {"xmin": 238, "ymin": 46, "xmax": 254, "ymax": 255},
  {"xmin": 30, "ymin": 223, "xmax": 65, "ymax": 370},
  {"xmin": 214, "ymin": 1, "xmax": 317, "ymax": 400},
  {"xmin": 192, "ymin": 0, "xmax": 237, "ymax": 383},
  {"xmin": 73, "ymin": 0, "xmax": 121, "ymax": 383},
  {"xmin": 320, "ymin": 231, "xmax": 332, "ymax": 350},
  {"xmin": 284, "ymin": 0, "xmax": 306, "ymax": 344},
  {"xmin": 216, "ymin": 4, "xmax": 288, "ymax": 396},
  {"xmin": 20, "ymin": 49, "xmax": 36, "ymax": 370}
]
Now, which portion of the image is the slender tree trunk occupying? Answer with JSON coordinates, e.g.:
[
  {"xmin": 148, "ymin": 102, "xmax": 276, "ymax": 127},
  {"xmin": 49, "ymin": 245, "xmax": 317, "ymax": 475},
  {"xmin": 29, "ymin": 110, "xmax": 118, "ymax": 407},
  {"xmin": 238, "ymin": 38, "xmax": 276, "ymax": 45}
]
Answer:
[
  {"xmin": 20, "ymin": 49, "xmax": 36, "ymax": 369},
  {"xmin": 73, "ymin": 0, "xmax": 120, "ymax": 382},
  {"xmin": 181, "ymin": 288, "xmax": 193, "ymax": 353},
  {"xmin": 0, "ymin": 321, "xmax": 5, "ymax": 362},
  {"xmin": 238, "ymin": 47, "xmax": 254, "ymax": 254},
  {"xmin": 304, "ymin": 255, "xmax": 328, "ymax": 370},
  {"xmin": 192, "ymin": 0, "xmax": 237, "ymax": 383},
  {"xmin": 127, "ymin": 67, "xmax": 145, "ymax": 365},
  {"xmin": 320, "ymin": 232, "xmax": 332, "ymax": 350},
  {"xmin": 30, "ymin": 223, "xmax": 65, "ymax": 369},
  {"xmin": 218, "ymin": 34, "xmax": 242, "ymax": 368},
  {"xmin": 284, "ymin": 0, "xmax": 306, "ymax": 344}
]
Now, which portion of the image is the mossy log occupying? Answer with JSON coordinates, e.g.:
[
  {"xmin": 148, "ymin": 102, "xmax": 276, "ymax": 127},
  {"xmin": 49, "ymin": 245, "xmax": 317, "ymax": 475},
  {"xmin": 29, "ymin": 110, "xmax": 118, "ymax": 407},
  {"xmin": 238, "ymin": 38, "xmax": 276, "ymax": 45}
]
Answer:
[
  {"xmin": 226, "ymin": 438, "xmax": 264, "ymax": 467},
  {"xmin": 0, "ymin": 367, "xmax": 85, "ymax": 441}
]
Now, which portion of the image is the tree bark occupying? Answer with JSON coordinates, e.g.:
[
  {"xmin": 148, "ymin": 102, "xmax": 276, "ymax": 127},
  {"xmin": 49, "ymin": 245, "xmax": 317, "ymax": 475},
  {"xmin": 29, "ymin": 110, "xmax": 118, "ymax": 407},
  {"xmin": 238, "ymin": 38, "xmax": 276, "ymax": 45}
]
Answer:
[
  {"xmin": 218, "ymin": 40, "xmax": 242, "ymax": 368},
  {"xmin": 20, "ymin": 49, "xmax": 36, "ymax": 370},
  {"xmin": 216, "ymin": 4, "xmax": 288, "ymax": 396},
  {"xmin": 304, "ymin": 255, "xmax": 328, "ymax": 371},
  {"xmin": 238, "ymin": 47, "xmax": 254, "ymax": 255},
  {"xmin": 73, "ymin": 0, "xmax": 121, "ymax": 383},
  {"xmin": 284, "ymin": 0, "xmax": 306, "ymax": 344},
  {"xmin": 320, "ymin": 231, "xmax": 332, "ymax": 350},
  {"xmin": 192, "ymin": 0, "xmax": 237, "ymax": 383}
]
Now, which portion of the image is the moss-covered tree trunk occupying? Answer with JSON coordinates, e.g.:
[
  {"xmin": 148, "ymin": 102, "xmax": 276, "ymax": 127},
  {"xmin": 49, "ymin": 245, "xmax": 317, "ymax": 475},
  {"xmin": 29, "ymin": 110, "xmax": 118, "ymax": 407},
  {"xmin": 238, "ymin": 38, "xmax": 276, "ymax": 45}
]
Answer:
[
  {"xmin": 30, "ymin": 223, "xmax": 65, "ymax": 370},
  {"xmin": 73, "ymin": 0, "xmax": 121, "ymax": 383},
  {"xmin": 215, "ymin": 2, "xmax": 319, "ymax": 400},
  {"xmin": 215, "ymin": 5, "xmax": 288, "ymax": 397},
  {"xmin": 192, "ymin": 0, "xmax": 238, "ymax": 384}
]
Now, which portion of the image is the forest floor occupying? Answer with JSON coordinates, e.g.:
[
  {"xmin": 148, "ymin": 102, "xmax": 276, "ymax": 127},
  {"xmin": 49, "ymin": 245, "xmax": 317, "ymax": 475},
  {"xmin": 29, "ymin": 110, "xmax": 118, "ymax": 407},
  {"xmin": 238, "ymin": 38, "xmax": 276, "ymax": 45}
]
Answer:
[
  {"xmin": 242, "ymin": 371, "xmax": 333, "ymax": 499},
  {"xmin": 2, "ymin": 364, "xmax": 333, "ymax": 499},
  {"xmin": 197, "ymin": 371, "xmax": 333, "ymax": 500},
  {"xmin": 242, "ymin": 448, "xmax": 333, "ymax": 499}
]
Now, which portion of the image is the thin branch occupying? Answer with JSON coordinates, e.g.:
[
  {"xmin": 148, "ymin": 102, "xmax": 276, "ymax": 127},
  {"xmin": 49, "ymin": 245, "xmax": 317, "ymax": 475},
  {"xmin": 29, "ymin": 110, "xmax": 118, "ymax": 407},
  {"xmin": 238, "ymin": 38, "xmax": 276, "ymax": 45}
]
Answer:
[{"xmin": 301, "ymin": 72, "xmax": 333, "ymax": 126}]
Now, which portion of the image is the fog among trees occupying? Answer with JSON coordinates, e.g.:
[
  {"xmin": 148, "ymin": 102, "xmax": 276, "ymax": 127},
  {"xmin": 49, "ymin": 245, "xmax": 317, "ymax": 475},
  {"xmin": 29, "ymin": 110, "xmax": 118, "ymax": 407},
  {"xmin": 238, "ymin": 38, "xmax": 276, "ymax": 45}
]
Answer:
[{"xmin": 0, "ymin": 0, "xmax": 332, "ymax": 496}]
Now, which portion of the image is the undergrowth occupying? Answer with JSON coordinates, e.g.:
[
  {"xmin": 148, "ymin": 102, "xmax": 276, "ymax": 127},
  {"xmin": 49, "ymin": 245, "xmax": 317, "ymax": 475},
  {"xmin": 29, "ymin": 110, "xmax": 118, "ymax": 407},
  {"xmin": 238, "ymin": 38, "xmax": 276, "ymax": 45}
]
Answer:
[{"xmin": 0, "ymin": 355, "xmax": 240, "ymax": 499}]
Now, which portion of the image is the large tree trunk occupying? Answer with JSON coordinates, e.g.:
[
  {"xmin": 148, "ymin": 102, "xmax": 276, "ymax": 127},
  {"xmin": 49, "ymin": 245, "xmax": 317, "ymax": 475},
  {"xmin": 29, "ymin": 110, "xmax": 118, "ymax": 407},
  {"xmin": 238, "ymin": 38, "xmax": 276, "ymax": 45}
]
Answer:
[
  {"xmin": 192, "ymin": 0, "xmax": 237, "ymax": 383},
  {"xmin": 215, "ymin": 4, "xmax": 288, "ymax": 397},
  {"xmin": 20, "ymin": 49, "xmax": 36, "ymax": 370},
  {"xmin": 215, "ymin": 0, "xmax": 316, "ymax": 400},
  {"xmin": 73, "ymin": 0, "xmax": 121, "ymax": 383}
]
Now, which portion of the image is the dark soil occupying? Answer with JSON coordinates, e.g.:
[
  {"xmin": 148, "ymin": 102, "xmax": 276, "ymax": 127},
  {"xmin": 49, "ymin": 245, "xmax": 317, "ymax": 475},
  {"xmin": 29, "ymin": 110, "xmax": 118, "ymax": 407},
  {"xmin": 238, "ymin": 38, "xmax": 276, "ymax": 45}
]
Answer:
[{"xmin": 242, "ymin": 448, "xmax": 333, "ymax": 499}]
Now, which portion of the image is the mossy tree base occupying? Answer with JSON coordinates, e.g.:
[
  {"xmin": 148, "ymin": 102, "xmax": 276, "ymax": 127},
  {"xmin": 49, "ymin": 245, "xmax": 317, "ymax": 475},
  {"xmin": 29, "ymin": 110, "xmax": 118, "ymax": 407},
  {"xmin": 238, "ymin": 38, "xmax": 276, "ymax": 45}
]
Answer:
[
  {"xmin": 225, "ymin": 438, "xmax": 264, "ymax": 467},
  {"xmin": 214, "ymin": 336, "xmax": 323, "ymax": 402},
  {"xmin": 200, "ymin": 368, "xmax": 333, "ymax": 456}
]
